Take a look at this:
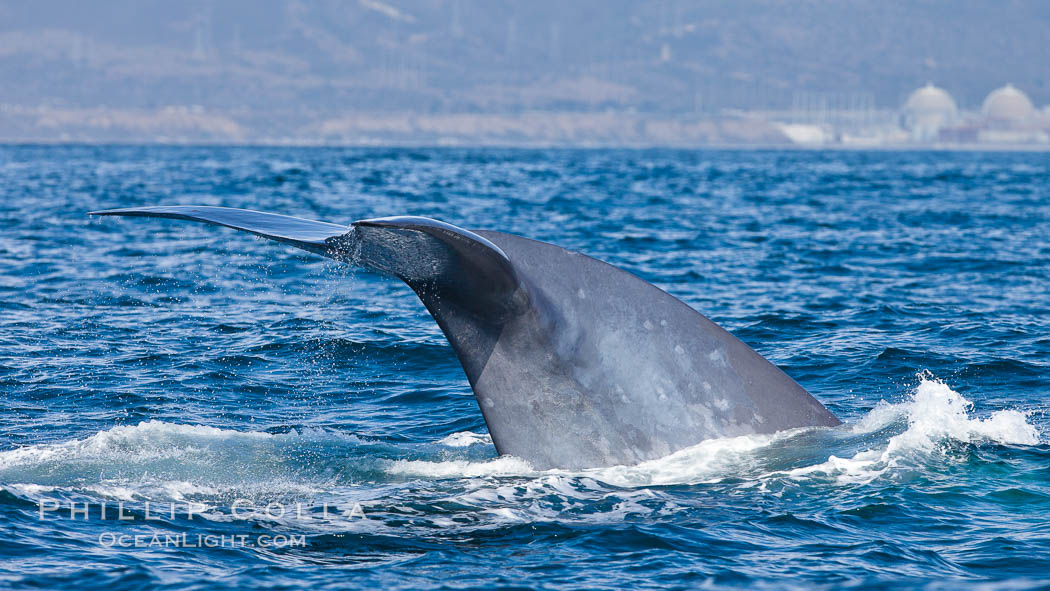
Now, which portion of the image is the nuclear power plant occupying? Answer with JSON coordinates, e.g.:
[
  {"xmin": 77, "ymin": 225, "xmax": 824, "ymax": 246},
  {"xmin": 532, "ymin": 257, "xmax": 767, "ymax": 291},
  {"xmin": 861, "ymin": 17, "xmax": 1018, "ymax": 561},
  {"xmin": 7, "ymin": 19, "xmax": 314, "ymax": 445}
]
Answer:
[{"xmin": 763, "ymin": 83, "xmax": 1050, "ymax": 147}]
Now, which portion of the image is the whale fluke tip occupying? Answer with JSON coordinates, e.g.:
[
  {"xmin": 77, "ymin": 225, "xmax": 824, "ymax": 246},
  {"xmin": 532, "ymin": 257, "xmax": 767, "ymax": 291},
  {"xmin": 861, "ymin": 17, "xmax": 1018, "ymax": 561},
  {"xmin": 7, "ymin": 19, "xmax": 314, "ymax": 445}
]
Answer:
[
  {"xmin": 89, "ymin": 207, "xmax": 167, "ymax": 216},
  {"xmin": 84, "ymin": 205, "xmax": 351, "ymax": 252}
]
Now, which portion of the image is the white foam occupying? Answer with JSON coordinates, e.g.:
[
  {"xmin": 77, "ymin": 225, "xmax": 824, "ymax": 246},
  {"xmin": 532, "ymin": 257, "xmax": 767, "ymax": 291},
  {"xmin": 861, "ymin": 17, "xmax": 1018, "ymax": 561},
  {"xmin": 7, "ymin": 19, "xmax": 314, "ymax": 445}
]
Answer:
[
  {"xmin": 484, "ymin": 507, "xmax": 525, "ymax": 521},
  {"xmin": 849, "ymin": 399, "xmax": 907, "ymax": 434},
  {"xmin": 888, "ymin": 376, "xmax": 1037, "ymax": 449},
  {"xmin": 783, "ymin": 376, "xmax": 1040, "ymax": 484},
  {"xmin": 383, "ymin": 455, "xmax": 535, "ymax": 478},
  {"xmin": 582, "ymin": 431, "xmax": 779, "ymax": 487},
  {"xmin": 3, "ymin": 483, "xmax": 56, "ymax": 495},
  {"xmin": 382, "ymin": 431, "xmax": 782, "ymax": 486},
  {"xmin": 2, "ymin": 377, "xmax": 1038, "ymax": 512},
  {"xmin": 0, "ymin": 420, "xmax": 273, "ymax": 469},
  {"xmin": 0, "ymin": 421, "xmax": 348, "ymax": 503},
  {"xmin": 385, "ymin": 376, "xmax": 1040, "ymax": 491},
  {"xmin": 83, "ymin": 484, "xmax": 141, "ymax": 501},
  {"xmin": 436, "ymin": 431, "xmax": 493, "ymax": 447}
]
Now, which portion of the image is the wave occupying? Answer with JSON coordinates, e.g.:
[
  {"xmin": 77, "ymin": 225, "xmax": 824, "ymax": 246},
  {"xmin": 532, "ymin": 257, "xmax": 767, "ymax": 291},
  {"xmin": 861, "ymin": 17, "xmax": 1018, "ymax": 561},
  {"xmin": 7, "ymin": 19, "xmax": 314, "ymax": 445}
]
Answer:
[
  {"xmin": 0, "ymin": 420, "xmax": 365, "ymax": 502},
  {"xmin": 384, "ymin": 455, "xmax": 533, "ymax": 479},
  {"xmin": 0, "ymin": 377, "xmax": 1039, "ymax": 508},
  {"xmin": 435, "ymin": 431, "xmax": 492, "ymax": 447},
  {"xmin": 779, "ymin": 375, "xmax": 1040, "ymax": 485},
  {"xmin": 0, "ymin": 421, "xmax": 271, "ymax": 469},
  {"xmin": 385, "ymin": 376, "xmax": 1041, "ymax": 488}
]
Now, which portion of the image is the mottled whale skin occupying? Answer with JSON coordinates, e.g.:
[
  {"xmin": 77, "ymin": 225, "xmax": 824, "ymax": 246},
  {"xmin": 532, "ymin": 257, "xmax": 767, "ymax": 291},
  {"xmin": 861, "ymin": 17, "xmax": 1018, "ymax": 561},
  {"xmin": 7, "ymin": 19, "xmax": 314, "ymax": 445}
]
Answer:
[{"xmin": 90, "ymin": 206, "xmax": 840, "ymax": 469}]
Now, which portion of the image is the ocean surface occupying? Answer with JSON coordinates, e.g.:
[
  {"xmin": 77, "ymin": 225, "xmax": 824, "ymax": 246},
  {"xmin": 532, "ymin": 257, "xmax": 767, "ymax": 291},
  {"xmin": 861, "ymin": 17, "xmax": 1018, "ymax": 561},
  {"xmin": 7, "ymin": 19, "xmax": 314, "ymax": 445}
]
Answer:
[{"xmin": 0, "ymin": 145, "xmax": 1047, "ymax": 590}]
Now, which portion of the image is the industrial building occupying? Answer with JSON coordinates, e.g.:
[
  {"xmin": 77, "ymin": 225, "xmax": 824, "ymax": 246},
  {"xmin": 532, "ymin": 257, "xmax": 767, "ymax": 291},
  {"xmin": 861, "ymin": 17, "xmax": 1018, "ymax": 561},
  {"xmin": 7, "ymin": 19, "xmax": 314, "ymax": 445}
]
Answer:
[{"xmin": 764, "ymin": 83, "xmax": 1049, "ymax": 147}]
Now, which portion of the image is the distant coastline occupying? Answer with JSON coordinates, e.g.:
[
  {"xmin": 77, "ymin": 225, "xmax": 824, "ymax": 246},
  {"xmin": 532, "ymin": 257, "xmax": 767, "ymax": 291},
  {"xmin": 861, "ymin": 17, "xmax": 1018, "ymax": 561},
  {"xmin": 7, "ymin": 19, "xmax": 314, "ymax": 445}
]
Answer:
[
  {"xmin": 4, "ymin": 106, "xmax": 1048, "ymax": 151},
  {"xmin": 4, "ymin": 138, "xmax": 1049, "ymax": 152}
]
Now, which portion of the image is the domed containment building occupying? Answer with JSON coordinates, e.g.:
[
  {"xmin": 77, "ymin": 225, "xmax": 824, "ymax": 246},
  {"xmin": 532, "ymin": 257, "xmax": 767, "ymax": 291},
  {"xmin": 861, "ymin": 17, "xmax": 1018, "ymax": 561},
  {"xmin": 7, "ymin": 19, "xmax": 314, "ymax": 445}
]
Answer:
[
  {"xmin": 902, "ymin": 83, "xmax": 957, "ymax": 142},
  {"xmin": 979, "ymin": 84, "xmax": 1047, "ymax": 144},
  {"xmin": 982, "ymin": 84, "xmax": 1036, "ymax": 128}
]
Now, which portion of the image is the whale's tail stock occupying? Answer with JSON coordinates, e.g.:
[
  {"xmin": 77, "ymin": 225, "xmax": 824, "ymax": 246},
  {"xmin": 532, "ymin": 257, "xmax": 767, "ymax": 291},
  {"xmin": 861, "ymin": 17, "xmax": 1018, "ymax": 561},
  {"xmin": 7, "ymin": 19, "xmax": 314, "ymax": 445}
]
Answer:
[{"xmin": 91, "ymin": 205, "xmax": 839, "ymax": 469}]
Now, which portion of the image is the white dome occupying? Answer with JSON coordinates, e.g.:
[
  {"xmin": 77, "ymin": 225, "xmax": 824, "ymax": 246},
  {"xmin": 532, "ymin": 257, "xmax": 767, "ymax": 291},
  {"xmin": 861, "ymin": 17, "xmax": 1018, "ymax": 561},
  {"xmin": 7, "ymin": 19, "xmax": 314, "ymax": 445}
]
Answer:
[
  {"xmin": 983, "ymin": 84, "xmax": 1035, "ymax": 121},
  {"xmin": 904, "ymin": 83, "xmax": 957, "ymax": 116},
  {"xmin": 902, "ymin": 83, "xmax": 957, "ymax": 141}
]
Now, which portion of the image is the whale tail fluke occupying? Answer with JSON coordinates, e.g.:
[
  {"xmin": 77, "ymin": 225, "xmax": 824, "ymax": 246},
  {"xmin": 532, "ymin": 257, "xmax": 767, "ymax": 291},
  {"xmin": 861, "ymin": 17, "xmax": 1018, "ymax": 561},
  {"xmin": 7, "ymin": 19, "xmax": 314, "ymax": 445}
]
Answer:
[
  {"xmin": 89, "ymin": 205, "xmax": 526, "ymax": 325},
  {"xmin": 89, "ymin": 206, "xmax": 351, "ymax": 258},
  {"xmin": 91, "ymin": 204, "xmax": 841, "ymax": 469}
]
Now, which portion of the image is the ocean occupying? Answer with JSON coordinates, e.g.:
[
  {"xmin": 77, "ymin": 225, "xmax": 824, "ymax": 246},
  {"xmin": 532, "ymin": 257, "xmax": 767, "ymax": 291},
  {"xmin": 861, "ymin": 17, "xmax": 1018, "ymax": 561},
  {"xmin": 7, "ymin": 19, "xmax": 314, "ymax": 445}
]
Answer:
[{"xmin": 0, "ymin": 145, "xmax": 1047, "ymax": 589}]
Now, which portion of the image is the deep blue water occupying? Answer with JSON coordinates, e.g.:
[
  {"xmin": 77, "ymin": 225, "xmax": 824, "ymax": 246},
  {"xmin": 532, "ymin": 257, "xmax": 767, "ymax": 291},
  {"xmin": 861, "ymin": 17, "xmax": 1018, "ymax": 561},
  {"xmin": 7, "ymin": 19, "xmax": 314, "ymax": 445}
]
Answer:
[{"xmin": 0, "ymin": 146, "xmax": 1048, "ymax": 590}]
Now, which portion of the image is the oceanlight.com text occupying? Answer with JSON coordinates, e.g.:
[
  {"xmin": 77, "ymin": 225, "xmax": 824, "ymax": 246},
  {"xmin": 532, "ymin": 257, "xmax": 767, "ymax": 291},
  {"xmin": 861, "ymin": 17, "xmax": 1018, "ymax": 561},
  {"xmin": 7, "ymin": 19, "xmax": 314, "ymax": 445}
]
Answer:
[{"xmin": 97, "ymin": 532, "xmax": 306, "ymax": 549}]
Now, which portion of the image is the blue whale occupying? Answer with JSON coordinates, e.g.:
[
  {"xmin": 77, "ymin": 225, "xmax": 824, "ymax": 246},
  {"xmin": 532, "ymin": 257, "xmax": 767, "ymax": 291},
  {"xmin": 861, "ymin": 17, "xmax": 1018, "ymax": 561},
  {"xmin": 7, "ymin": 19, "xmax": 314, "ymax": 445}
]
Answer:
[{"xmin": 90, "ymin": 206, "xmax": 840, "ymax": 469}]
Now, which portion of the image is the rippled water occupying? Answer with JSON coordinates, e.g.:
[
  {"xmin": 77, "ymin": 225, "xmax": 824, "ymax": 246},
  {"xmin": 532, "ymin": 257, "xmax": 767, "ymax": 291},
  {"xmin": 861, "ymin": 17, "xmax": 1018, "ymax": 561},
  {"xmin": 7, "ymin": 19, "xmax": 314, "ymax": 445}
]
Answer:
[{"xmin": 1, "ymin": 146, "xmax": 1048, "ymax": 589}]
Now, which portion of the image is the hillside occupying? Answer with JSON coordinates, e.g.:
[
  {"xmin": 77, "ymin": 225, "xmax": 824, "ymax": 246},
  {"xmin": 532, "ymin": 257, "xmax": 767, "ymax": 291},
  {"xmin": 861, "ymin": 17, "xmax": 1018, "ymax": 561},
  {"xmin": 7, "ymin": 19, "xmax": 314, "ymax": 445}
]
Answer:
[{"xmin": 1, "ymin": 0, "xmax": 1046, "ymax": 144}]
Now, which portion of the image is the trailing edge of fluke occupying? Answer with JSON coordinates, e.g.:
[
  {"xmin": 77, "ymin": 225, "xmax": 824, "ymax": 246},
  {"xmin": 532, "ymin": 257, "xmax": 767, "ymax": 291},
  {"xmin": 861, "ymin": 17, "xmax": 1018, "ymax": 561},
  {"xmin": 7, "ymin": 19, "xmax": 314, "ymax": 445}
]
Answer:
[{"xmin": 90, "ymin": 205, "xmax": 840, "ymax": 469}]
